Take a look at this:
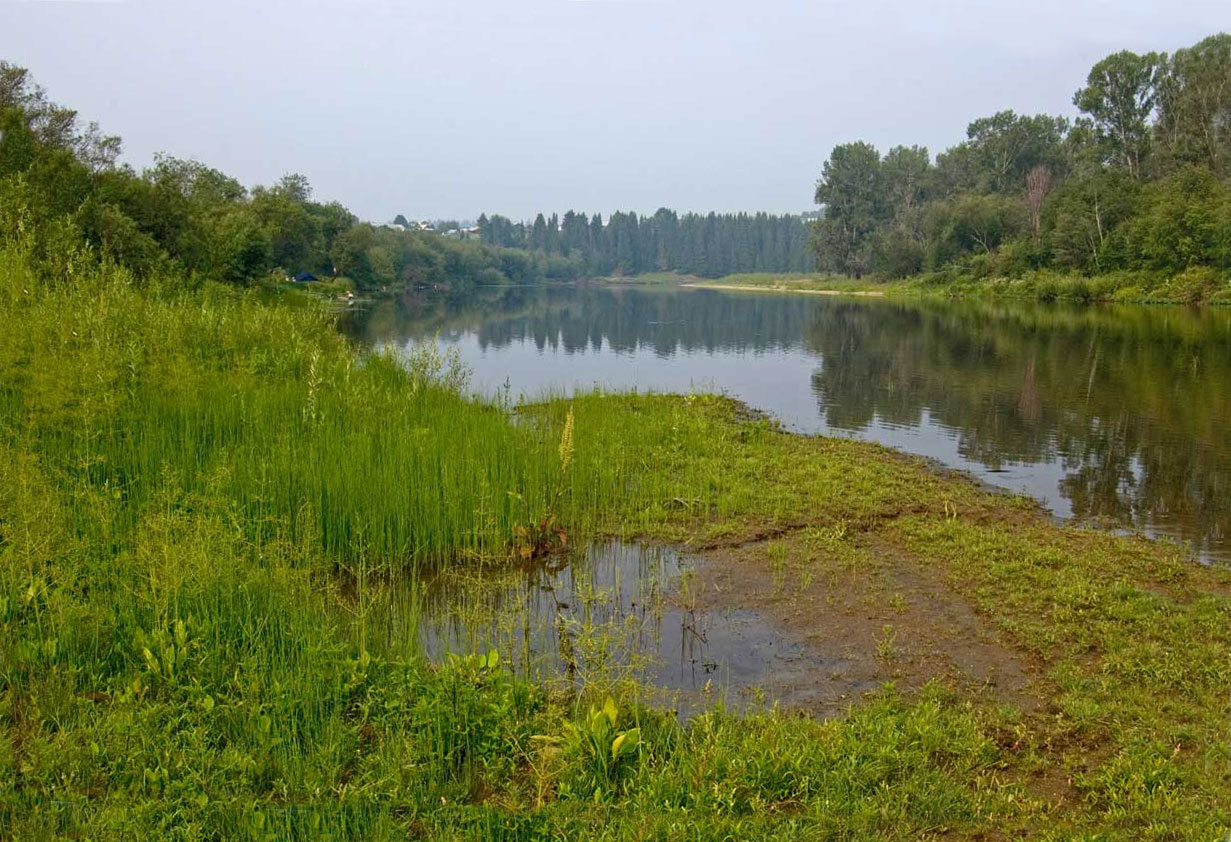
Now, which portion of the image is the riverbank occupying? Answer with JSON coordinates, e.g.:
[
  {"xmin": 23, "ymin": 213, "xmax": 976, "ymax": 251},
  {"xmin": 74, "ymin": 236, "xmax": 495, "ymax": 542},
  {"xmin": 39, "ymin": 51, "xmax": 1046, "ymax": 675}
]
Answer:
[
  {"xmin": 681, "ymin": 281, "xmax": 884, "ymax": 297},
  {"xmin": 657, "ymin": 268, "xmax": 1231, "ymax": 305},
  {"xmin": 3, "ymin": 243, "xmax": 1230, "ymax": 839},
  {"xmin": 596, "ymin": 271, "xmax": 887, "ymax": 296}
]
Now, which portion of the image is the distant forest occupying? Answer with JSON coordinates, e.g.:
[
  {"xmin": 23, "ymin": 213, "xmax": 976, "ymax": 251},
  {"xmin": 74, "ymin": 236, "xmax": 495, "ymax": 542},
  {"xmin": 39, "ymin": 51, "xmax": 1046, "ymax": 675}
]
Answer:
[
  {"xmin": 0, "ymin": 59, "xmax": 560, "ymax": 295},
  {"xmin": 476, "ymin": 210, "xmax": 813, "ymax": 277},
  {"xmin": 0, "ymin": 58, "xmax": 809, "ymax": 298},
  {"xmin": 811, "ymin": 32, "xmax": 1231, "ymax": 284},
  {"xmin": 7, "ymin": 29, "xmax": 1228, "ymax": 299}
]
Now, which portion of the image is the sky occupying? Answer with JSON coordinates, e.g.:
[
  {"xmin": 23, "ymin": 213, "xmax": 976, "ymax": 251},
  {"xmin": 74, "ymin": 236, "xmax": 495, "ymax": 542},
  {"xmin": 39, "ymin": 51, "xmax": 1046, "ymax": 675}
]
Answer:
[{"xmin": 2, "ymin": 0, "xmax": 1227, "ymax": 223}]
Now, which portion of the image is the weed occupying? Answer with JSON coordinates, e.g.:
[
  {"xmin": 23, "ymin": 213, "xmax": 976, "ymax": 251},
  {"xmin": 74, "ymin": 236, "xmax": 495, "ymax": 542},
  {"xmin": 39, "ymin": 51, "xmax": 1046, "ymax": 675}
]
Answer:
[
  {"xmin": 555, "ymin": 697, "xmax": 641, "ymax": 801},
  {"xmin": 876, "ymin": 624, "xmax": 899, "ymax": 661}
]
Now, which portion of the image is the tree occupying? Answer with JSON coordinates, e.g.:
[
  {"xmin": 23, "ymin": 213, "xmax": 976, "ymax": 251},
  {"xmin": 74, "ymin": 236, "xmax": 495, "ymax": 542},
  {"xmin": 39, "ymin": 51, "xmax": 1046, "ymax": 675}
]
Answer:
[
  {"xmin": 547, "ymin": 212, "xmax": 559, "ymax": 255},
  {"xmin": 926, "ymin": 194, "xmax": 1028, "ymax": 261},
  {"xmin": 1121, "ymin": 166, "xmax": 1226, "ymax": 270},
  {"xmin": 1026, "ymin": 164, "xmax": 1055, "ymax": 238},
  {"xmin": 531, "ymin": 213, "xmax": 548, "ymax": 251},
  {"xmin": 880, "ymin": 145, "xmax": 933, "ymax": 216},
  {"xmin": 308, "ymin": 201, "xmax": 357, "ymax": 272},
  {"xmin": 812, "ymin": 142, "xmax": 886, "ymax": 276},
  {"xmin": 1155, "ymin": 34, "xmax": 1231, "ymax": 176},
  {"xmin": 0, "ymin": 61, "xmax": 84, "ymax": 152},
  {"xmin": 205, "ymin": 206, "xmax": 270, "ymax": 284},
  {"xmin": 251, "ymin": 187, "xmax": 320, "ymax": 272},
  {"xmin": 1074, "ymin": 50, "xmax": 1165, "ymax": 179},
  {"xmin": 275, "ymin": 172, "xmax": 312, "ymax": 203},
  {"xmin": 0, "ymin": 106, "xmax": 39, "ymax": 176},
  {"xmin": 75, "ymin": 196, "xmax": 166, "ymax": 277},
  {"xmin": 938, "ymin": 111, "xmax": 1069, "ymax": 194},
  {"xmin": 330, "ymin": 225, "xmax": 376, "ymax": 287},
  {"xmin": 75, "ymin": 121, "xmax": 122, "ymax": 173},
  {"xmin": 874, "ymin": 227, "xmax": 925, "ymax": 278},
  {"xmin": 560, "ymin": 210, "xmax": 589, "ymax": 258},
  {"xmin": 589, "ymin": 213, "xmax": 606, "ymax": 273},
  {"xmin": 26, "ymin": 146, "xmax": 92, "ymax": 218},
  {"xmin": 366, "ymin": 244, "xmax": 396, "ymax": 287},
  {"xmin": 1042, "ymin": 169, "xmax": 1139, "ymax": 271},
  {"xmin": 871, "ymin": 145, "xmax": 934, "ymax": 276}
]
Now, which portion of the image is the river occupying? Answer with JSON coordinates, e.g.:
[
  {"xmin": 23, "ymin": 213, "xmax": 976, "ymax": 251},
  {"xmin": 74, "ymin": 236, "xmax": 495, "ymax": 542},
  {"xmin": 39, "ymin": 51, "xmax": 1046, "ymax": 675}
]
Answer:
[{"xmin": 342, "ymin": 284, "xmax": 1231, "ymax": 564}]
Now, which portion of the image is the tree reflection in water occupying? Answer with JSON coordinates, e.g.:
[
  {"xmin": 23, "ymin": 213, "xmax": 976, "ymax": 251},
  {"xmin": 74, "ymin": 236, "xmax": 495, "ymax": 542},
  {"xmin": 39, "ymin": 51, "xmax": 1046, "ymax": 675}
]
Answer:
[{"xmin": 342, "ymin": 286, "xmax": 1231, "ymax": 561}]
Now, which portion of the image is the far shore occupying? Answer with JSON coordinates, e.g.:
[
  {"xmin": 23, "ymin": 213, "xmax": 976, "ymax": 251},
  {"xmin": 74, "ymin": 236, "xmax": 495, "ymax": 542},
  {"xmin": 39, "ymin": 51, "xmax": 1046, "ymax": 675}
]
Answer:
[{"xmin": 680, "ymin": 282, "xmax": 886, "ymax": 297}]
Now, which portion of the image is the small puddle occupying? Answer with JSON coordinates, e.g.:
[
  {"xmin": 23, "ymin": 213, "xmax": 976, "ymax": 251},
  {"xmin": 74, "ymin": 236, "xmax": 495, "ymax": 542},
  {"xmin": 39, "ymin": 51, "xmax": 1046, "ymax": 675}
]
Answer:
[{"xmin": 363, "ymin": 540, "xmax": 847, "ymax": 714}]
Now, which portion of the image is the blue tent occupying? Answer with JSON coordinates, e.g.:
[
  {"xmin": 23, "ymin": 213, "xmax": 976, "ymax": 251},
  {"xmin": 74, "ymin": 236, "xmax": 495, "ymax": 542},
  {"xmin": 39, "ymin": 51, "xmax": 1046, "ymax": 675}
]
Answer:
[{"xmin": 292, "ymin": 271, "xmax": 318, "ymax": 283}]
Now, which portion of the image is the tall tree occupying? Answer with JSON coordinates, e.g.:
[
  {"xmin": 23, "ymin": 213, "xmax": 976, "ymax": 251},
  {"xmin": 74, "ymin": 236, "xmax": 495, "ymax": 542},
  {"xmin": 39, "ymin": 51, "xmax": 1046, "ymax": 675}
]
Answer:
[
  {"xmin": 531, "ymin": 213, "xmax": 548, "ymax": 251},
  {"xmin": 1026, "ymin": 164, "xmax": 1054, "ymax": 238},
  {"xmin": 1074, "ymin": 50, "xmax": 1165, "ymax": 179},
  {"xmin": 880, "ymin": 145, "xmax": 933, "ymax": 216},
  {"xmin": 1155, "ymin": 33, "xmax": 1231, "ymax": 176},
  {"xmin": 939, "ymin": 111, "xmax": 1069, "ymax": 194},
  {"xmin": 812, "ymin": 141, "xmax": 886, "ymax": 276}
]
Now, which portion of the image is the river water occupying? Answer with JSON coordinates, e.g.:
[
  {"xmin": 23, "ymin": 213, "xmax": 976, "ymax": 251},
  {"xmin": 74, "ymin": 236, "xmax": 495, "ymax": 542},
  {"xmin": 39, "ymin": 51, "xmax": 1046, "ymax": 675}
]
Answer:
[{"xmin": 342, "ymin": 283, "xmax": 1231, "ymax": 564}]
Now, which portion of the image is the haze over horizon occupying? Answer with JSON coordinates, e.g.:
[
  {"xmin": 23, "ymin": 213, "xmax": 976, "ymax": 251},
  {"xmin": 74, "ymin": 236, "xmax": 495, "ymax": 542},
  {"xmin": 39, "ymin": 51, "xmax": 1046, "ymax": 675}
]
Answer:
[{"xmin": 3, "ymin": 0, "xmax": 1227, "ymax": 222}]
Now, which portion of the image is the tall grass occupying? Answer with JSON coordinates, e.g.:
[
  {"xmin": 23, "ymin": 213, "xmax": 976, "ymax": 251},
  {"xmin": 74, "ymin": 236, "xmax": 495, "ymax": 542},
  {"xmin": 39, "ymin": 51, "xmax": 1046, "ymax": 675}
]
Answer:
[
  {"xmin": 0, "ymin": 238, "xmax": 1029, "ymax": 839},
  {"xmin": 1, "ymin": 235, "xmax": 755, "ymax": 576},
  {"xmin": 2, "ymin": 241, "xmax": 587, "ymax": 573},
  {"xmin": 0, "ymin": 233, "xmax": 1020, "ymax": 838},
  {"xmin": 5, "ymin": 236, "xmax": 1229, "ymax": 839}
]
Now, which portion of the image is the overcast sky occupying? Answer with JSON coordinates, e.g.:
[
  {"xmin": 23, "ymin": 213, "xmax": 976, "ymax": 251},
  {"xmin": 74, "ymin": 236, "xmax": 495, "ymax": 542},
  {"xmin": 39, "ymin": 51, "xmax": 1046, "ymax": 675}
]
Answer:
[{"xmin": 3, "ymin": 1, "xmax": 1226, "ymax": 222}]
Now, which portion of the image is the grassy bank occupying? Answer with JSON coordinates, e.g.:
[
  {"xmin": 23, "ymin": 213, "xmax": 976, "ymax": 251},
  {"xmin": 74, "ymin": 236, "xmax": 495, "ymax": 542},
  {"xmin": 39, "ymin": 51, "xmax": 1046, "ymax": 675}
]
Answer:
[
  {"xmin": 904, "ymin": 266, "xmax": 1231, "ymax": 305},
  {"xmin": 687, "ymin": 272, "xmax": 882, "ymax": 293},
  {"xmin": 678, "ymin": 268, "xmax": 1231, "ymax": 305},
  {"xmin": 3, "ymin": 240, "xmax": 1230, "ymax": 840},
  {"xmin": 598, "ymin": 271, "xmax": 885, "ymax": 295}
]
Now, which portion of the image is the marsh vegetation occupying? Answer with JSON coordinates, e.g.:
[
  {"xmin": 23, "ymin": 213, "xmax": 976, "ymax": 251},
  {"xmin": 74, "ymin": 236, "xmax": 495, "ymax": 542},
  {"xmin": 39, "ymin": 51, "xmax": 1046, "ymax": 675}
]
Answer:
[
  {"xmin": 2, "ymin": 48, "xmax": 1231, "ymax": 842},
  {"xmin": 4, "ymin": 240, "xmax": 1231, "ymax": 838}
]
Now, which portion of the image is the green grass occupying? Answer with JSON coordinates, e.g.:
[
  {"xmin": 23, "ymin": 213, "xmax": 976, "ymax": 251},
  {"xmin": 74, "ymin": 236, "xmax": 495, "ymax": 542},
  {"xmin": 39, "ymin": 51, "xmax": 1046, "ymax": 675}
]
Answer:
[
  {"xmin": 671, "ymin": 267, "xmax": 1231, "ymax": 305},
  {"xmin": 590, "ymin": 270, "xmax": 696, "ymax": 285},
  {"xmin": 595, "ymin": 271, "xmax": 886, "ymax": 292},
  {"xmin": 903, "ymin": 265, "xmax": 1231, "ymax": 305},
  {"xmin": 0, "ymin": 244, "xmax": 584, "ymax": 572},
  {"xmin": 3, "ymin": 237, "xmax": 1230, "ymax": 839},
  {"xmin": 695, "ymin": 272, "xmax": 881, "ymax": 291},
  {"xmin": 891, "ymin": 516, "xmax": 1231, "ymax": 836}
]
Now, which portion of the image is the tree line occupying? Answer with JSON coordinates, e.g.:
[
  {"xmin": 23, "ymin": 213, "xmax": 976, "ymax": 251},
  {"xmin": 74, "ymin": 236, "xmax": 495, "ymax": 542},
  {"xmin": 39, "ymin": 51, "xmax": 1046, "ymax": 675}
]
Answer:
[
  {"xmin": 0, "ymin": 60, "xmax": 814, "ymax": 296},
  {"xmin": 0, "ymin": 62, "xmax": 563, "ymax": 294},
  {"xmin": 810, "ymin": 33, "xmax": 1231, "ymax": 282},
  {"xmin": 477, "ymin": 209, "xmax": 813, "ymax": 277}
]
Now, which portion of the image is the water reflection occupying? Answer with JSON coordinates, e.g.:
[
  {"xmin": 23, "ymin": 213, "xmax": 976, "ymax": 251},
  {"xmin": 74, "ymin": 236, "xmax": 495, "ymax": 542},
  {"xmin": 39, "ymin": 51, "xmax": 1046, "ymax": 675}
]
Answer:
[
  {"xmin": 805, "ymin": 299, "xmax": 1231, "ymax": 558},
  {"xmin": 342, "ymin": 286, "xmax": 1231, "ymax": 562},
  {"xmin": 365, "ymin": 540, "xmax": 812, "ymax": 712}
]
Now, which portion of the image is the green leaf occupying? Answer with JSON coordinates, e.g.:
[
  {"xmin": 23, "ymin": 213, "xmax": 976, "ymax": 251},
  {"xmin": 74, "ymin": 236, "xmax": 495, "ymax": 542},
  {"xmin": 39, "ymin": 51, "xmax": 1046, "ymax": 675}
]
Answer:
[{"xmin": 612, "ymin": 728, "xmax": 640, "ymax": 760}]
